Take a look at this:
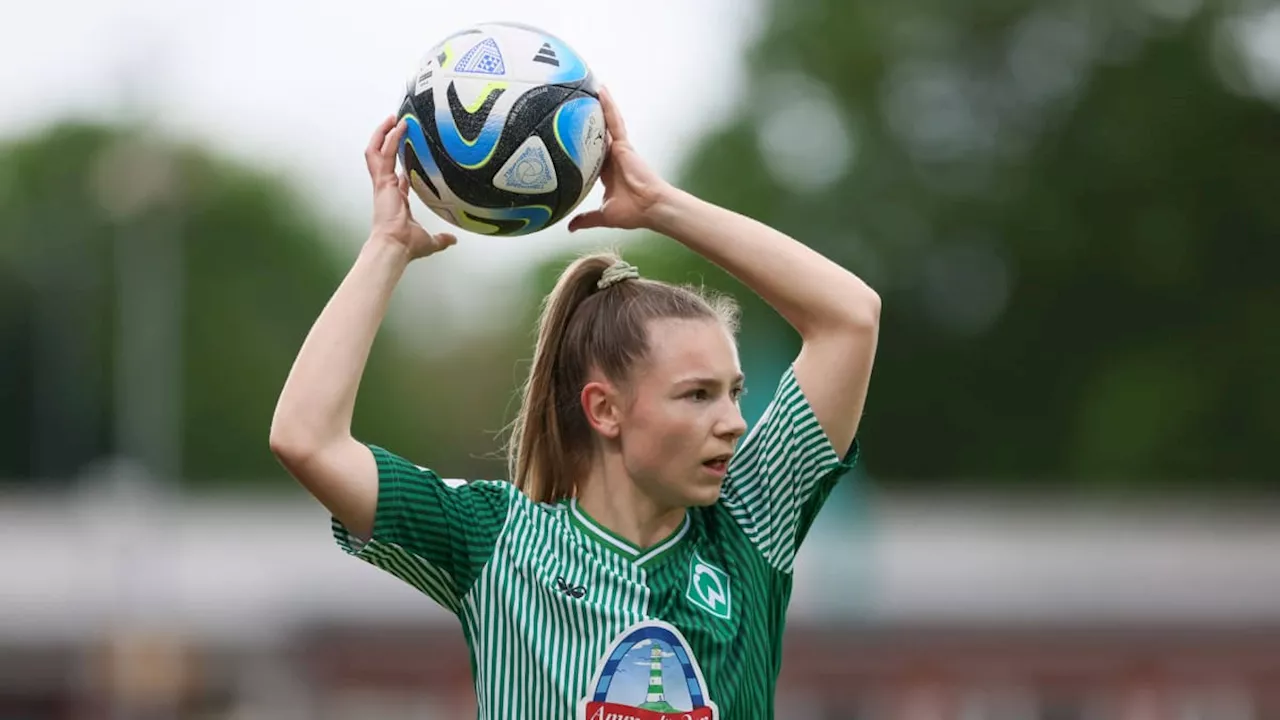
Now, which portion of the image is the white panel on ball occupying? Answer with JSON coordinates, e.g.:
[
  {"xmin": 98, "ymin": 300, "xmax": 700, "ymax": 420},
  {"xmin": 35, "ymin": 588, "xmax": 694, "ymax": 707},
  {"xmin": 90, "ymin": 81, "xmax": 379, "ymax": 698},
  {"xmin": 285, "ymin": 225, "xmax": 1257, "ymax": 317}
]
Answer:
[{"xmin": 494, "ymin": 136, "xmax": 559, "ymax": 195}]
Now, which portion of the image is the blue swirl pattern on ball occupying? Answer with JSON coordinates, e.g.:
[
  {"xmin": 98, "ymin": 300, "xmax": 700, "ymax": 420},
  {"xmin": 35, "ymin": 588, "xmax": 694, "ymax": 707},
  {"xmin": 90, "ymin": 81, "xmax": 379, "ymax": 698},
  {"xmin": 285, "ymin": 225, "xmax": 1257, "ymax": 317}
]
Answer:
[
  {"xmin": 399, "ymin": 113, "xmax": 447, "ymax": 192},
  {"xmin": 435, "ymin": 103, "xmax": 504, "ymax": 170},
  {"xmin": 399, "ymin": 112, "xmax": 450, "ymax": 202},
  {"xmin": 466, "ymin": 204, "xmax": 553, "ymax": 236},
  {"xmin": 553, "ymin": 96, "xmax": 600, "ymax": 167}
]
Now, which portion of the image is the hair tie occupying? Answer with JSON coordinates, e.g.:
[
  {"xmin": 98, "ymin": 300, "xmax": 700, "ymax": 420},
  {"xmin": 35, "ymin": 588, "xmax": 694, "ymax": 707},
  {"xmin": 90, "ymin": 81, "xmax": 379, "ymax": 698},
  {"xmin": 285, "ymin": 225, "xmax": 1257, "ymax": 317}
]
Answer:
[{"xmin": 597, "ymin": 260, "xmax": 640, "ymax": 290}]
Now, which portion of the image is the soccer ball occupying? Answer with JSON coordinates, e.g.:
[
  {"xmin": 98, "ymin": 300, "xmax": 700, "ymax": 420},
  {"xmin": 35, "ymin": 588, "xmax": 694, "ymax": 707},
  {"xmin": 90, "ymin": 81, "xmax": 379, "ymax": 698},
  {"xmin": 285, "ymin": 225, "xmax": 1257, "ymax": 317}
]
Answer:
[{"xmin": 397, "ymin": 22, "xmax": 607, "ymax": 237}]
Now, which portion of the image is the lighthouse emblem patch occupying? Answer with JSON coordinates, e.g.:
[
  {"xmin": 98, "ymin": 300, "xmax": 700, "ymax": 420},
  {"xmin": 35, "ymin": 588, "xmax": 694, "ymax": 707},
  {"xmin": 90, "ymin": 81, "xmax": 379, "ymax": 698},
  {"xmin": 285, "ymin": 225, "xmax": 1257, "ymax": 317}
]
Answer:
[{"xmin": 578, "ymin": 620, "xmax": 719, "ymax": 720}]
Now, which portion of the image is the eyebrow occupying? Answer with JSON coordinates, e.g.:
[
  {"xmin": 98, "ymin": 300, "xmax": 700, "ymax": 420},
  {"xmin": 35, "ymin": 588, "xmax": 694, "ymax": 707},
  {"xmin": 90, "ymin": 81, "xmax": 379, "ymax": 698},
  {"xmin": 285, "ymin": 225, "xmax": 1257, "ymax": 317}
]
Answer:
[{"xmin": 674, "ymin": 374, "xmax": 746, "ymax": 387}]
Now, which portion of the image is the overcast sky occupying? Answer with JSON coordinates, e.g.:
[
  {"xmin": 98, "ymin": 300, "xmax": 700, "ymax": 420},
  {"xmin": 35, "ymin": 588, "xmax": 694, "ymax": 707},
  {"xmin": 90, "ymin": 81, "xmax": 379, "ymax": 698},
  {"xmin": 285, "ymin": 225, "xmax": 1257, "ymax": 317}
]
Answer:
[{"xmin": 2, "ymin": 0, "xmax": 762, "ymax": 344}]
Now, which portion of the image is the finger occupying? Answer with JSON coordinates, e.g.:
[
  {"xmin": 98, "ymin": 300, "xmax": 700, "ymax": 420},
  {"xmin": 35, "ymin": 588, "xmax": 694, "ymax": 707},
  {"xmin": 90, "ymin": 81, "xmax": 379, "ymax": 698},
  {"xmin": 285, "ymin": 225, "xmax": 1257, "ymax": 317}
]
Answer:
[
  {"xmin": 435, "ymin": 232, "xmax": 458, "ymax": 248},
  {"xmin": 568, "ymin": 210, "xmax": 605, "ymax": 233},
  {"xmin": 593, "ymin": 148, "xmax": 619, "ymax": 188},
  {"xmin": 367, "ymin": 115, "xmax": 397, "ymax": 158},
  {"xmin": 597, "ymin": 86, "xmax": 628, "ymax": 143},
  {"xmin": 600, "ymin": 133, "xmax": 617, "ymax": 169},
  {"xmin": 366, "ymin": 116, "xmax": 400, "ymax": 182},
  {"xmin": 381, "ymin": 117, "xmax": 407, "ymax": 159},
  {"xmin": 398, "ymin": 172, "xmax": 410, "ymax": 198}
]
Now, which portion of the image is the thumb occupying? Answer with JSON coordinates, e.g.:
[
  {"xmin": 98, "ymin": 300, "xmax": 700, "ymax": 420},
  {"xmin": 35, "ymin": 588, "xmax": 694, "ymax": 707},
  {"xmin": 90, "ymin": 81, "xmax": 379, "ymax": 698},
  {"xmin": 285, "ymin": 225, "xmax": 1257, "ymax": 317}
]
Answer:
[
  {"xmin": 434, "ymin": 232, "xmax": 459, "ymax": 249},
  {"xmin": 568, "ymin": 209, "xmax": 607, "ymax": 233}
]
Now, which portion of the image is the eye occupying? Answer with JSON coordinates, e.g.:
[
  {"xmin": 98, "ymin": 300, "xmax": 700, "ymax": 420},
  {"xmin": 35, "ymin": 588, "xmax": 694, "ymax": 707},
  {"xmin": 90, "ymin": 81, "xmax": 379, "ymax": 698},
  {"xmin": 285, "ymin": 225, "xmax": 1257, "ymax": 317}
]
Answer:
[
  {"xmin": 688, "ymin": 389, "xmax": 711, "ymax": 402},
  {"xmin": 730, "ymin": 386, "xmax": 746, "ymax": 401}
]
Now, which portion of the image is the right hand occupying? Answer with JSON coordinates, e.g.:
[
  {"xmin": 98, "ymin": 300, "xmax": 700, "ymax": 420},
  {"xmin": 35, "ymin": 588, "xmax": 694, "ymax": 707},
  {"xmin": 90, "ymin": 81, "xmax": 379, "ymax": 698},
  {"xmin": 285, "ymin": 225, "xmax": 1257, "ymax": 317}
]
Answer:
[
  {"xmin": 567, "ymin": 87, "xmax": 673, "ymax": 234},
  {"xmin": 365, "ymin": 115, "xmax": 457, "ymax": 258}
]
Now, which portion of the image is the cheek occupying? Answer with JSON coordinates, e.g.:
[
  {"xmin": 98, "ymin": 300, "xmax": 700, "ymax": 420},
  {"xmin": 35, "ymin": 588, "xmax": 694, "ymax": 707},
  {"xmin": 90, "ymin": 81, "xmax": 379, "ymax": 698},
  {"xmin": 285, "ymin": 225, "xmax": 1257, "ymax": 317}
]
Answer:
[
  {"xmin": 627, "ymin": 402, "xmax": 701, "ymax": 463},
  {"xmin": 656, "ymin": 426, "xmax": 698, "ymax": 460}
]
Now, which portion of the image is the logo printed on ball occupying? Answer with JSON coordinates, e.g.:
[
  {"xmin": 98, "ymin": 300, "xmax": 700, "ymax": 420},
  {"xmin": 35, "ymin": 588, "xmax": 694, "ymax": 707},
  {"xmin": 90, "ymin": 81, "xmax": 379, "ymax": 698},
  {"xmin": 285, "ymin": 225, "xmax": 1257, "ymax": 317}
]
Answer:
[
  {"xmin": 533, "ymin": 42, "xmax": 560, "ymax": 67},
  {"xmin": 455, "ymin": 37, "xmax": 507, "ymax": 76},
  {"xmin": 495, "ymin": 137, "xmax": 558, "ymax": 194}
]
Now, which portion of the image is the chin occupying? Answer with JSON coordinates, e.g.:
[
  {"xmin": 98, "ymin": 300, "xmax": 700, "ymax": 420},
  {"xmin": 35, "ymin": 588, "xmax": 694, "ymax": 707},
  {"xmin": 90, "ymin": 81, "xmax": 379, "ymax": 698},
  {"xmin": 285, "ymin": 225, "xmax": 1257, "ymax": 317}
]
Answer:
[{"xmin": 684, "ymin": 482, "xmax": 723, "ymax": 508}]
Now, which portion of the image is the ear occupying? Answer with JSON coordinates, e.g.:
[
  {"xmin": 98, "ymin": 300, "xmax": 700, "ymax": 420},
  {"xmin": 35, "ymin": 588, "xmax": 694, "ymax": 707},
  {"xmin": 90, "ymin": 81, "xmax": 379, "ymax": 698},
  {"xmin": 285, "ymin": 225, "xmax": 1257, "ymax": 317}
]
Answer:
[{"xmin": 580, "ymin": 380, "xmax": 623, "ymax": 439}]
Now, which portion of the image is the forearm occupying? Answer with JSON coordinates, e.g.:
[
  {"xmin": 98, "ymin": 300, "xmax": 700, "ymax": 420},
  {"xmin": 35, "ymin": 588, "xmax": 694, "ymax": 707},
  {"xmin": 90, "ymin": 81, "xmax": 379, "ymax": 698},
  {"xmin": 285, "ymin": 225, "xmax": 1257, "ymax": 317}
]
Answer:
[
  {"xmin": 647, "ymin": 188, "xmax": 879, "ymax": 337},
  {"xmin": 270, "ymin": 234, "xmax": 412, "ymax": 451}
]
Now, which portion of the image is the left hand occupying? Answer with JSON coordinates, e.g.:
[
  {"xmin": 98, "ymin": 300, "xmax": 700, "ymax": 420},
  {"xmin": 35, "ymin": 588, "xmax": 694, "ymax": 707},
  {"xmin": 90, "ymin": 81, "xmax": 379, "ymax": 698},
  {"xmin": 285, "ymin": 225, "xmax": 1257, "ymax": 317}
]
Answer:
[
  {"xmin": 568, "ymin": 87, "xmax": 672, "ymax": 232},
  {"xmin": 366, "ymin": 116, "xmax": 457, "ymax": 259}
]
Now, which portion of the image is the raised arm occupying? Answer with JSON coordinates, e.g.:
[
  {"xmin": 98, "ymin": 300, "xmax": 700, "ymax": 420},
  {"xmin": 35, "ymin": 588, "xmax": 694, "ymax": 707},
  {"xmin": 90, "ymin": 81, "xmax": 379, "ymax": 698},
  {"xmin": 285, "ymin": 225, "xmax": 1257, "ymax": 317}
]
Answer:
[
  {"xmin": 569, "ymin": 89, "xmax": 879, "ymax": 452},
  {"xmin": 269, "ymin": 116, "xmax": 457, "ymax": 538}
]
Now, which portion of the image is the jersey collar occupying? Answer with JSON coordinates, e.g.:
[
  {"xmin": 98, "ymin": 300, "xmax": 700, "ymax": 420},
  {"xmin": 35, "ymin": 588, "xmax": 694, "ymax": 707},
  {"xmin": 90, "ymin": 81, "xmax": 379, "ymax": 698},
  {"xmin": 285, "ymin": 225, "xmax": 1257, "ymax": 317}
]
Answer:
[{"xmin": 567, "ymin": 499, "xmax": 690, "ymax": 568}]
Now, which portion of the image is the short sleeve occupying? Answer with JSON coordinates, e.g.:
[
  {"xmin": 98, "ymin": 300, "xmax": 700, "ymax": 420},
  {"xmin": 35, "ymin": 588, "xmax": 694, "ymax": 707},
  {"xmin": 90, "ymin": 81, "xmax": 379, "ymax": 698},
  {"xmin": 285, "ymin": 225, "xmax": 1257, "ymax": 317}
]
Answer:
[
  {"xmin": 719, "ymin": 365, "xmax": 859, "ymax": 572},
  {"xmin": 332, "ymin": 444, "xmax": 515, "ymax": 614}
]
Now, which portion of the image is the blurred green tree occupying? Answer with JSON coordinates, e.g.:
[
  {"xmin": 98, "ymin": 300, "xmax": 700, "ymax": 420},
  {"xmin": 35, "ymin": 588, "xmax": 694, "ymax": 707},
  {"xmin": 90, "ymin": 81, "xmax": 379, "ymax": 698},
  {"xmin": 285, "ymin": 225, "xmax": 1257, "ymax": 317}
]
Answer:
[
  {"xmin": 565, "ymin": 0, "xmax": 1280, "ymax": 492},
  {"xmin": 0, "ymin": 122, "xmax": 504, "ymax": 487}
]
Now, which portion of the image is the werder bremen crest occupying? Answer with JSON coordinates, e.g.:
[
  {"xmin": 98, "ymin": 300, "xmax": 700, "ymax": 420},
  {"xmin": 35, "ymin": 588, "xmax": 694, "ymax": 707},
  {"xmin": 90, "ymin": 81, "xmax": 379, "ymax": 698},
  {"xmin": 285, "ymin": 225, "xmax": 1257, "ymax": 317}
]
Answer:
[{"xmin": 686, "ymin": 550, "xmax": 731, "ymax": 620}]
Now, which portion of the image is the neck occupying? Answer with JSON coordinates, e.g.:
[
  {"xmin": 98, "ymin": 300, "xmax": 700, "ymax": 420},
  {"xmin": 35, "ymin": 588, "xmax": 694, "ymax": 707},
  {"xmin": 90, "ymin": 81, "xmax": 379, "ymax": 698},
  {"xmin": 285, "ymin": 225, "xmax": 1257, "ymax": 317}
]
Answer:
[{"xmin": 575, "ymin": 456, "xmax": 686, "ymax": 550}]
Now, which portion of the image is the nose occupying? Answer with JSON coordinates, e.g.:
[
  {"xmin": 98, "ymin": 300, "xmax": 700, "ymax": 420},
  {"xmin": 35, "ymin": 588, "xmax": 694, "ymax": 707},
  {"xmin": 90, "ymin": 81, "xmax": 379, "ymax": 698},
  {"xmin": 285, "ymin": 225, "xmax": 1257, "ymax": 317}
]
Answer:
[{"xmin": 716, "ymin": 400, "xmax": 748, "ymax": 440}]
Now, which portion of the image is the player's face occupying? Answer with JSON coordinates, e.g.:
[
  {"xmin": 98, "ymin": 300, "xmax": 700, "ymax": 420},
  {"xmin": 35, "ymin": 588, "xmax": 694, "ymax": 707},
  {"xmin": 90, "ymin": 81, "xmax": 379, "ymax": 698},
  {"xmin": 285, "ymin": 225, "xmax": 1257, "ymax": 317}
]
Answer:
[{"xmin": 618, "ymin": 318, "xmax": 748, "ymax": 508}]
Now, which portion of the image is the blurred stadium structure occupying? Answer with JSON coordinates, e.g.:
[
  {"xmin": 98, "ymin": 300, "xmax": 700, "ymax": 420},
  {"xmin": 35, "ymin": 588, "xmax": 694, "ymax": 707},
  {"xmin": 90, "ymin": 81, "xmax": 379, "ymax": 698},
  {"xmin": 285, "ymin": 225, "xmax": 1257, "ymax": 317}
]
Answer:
[{"xmin": 4, "ymin": 472, "xmax": 1279, "ymax": 719}]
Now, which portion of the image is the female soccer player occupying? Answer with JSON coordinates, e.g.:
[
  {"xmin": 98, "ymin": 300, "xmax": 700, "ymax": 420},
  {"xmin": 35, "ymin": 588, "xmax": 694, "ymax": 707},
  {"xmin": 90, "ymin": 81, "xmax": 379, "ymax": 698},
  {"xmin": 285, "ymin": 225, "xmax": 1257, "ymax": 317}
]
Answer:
[{"xmin": 270, "ymin": 88, "xmax": 879, "ymax": 719}]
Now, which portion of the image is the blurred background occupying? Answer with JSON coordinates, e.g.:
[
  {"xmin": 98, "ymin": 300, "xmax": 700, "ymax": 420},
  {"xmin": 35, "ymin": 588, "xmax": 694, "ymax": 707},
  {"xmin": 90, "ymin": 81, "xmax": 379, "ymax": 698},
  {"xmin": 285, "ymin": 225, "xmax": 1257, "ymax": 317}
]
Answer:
[{"xmin": 3, "ymin": 0, "xmax": 1280, "ymax": 717}]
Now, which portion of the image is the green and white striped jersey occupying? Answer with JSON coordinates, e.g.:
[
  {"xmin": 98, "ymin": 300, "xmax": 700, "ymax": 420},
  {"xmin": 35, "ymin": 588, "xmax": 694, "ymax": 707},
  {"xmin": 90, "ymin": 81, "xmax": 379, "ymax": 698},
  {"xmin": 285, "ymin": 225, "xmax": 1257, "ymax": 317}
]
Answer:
[{"xmin": 334, "ymin": 365, "xmax": 858, "ymax": 719}]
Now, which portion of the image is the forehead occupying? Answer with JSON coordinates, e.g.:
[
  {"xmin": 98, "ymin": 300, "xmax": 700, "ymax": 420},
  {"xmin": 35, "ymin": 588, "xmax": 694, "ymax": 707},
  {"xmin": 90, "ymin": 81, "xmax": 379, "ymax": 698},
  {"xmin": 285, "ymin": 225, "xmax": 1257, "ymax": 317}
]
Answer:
[{"xmin": 637, "ymin": 318, "xmax": 740, "ymax": 381}]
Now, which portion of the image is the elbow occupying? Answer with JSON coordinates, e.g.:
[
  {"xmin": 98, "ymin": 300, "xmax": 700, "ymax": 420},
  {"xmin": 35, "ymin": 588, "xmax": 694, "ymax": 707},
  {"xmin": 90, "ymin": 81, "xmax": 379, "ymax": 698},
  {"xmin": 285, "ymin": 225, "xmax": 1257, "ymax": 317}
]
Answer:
[
  {"xmin": 270, "ymin": 411, "xmax": 353, "ymax": 473},
  {"xmin": 829, "ymin": 280, "xmax": 880, "ymax": 334},
  {"xmin": 796, "ymin": 283, "xmax": 879, "ymax": 342},
  {"xmin": 269, "ymin": 425, "xmax": 305, "ymax": 465},
  {"xmin": 846, "ymin": 284, "xmax": 880, "ymax": 330},
  {"xmin": 269, "ymin": 416, "xmax": 321, "ymax": 466},
  {"xmin": 795, "ymin": 280, "xmax": 880, "ymax": 340}
]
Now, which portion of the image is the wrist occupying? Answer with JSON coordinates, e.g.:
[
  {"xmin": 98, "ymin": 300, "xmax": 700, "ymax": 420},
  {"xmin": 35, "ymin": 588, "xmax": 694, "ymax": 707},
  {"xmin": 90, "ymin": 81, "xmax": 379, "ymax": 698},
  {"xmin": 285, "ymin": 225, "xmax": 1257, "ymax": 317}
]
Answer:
[
  {"xmin": 642, "ymin": 184, "xmax": 696, "ymax": 236},
  {"xmin": 362, "ymin": 232, "xmax": 416, "ymax": 266}
]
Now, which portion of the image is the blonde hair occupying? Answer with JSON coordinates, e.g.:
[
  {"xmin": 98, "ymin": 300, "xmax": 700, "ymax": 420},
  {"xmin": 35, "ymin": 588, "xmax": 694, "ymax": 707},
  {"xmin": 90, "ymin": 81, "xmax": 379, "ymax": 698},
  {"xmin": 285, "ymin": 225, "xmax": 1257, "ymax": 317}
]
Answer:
[{"xmin": 506, "ymin": 251, "xmax": 738, "ymax": 503}]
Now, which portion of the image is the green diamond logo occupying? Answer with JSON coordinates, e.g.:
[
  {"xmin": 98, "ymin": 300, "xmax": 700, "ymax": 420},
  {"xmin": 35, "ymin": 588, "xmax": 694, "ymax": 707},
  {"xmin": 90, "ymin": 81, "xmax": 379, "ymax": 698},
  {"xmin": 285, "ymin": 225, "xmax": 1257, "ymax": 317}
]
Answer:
[{"xmin": 686, "ymin": 551, "xmax": 731, "ymax": 620}]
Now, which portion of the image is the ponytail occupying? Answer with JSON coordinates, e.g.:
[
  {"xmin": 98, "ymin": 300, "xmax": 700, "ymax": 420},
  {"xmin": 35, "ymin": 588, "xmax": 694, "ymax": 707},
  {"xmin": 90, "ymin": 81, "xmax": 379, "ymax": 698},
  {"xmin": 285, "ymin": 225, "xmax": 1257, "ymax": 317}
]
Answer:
[{"xmin": 508, "ymin": 253, "xmax": 615, "ymax": 503}]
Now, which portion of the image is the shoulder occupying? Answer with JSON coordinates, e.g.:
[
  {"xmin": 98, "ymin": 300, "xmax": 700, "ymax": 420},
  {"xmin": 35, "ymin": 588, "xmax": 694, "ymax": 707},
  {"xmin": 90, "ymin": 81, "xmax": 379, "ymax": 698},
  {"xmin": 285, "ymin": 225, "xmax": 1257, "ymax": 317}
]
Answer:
[
  {"xmin": 486, "ymin": 485, "xmax": 574, "ymax": 533},
  {"xmin": 435, "ymin": 474, "xmax": 524, "ymax": 507},
  {"xmin": 731, "ymin": 364, "xmax": 859, "ymax": 477}
]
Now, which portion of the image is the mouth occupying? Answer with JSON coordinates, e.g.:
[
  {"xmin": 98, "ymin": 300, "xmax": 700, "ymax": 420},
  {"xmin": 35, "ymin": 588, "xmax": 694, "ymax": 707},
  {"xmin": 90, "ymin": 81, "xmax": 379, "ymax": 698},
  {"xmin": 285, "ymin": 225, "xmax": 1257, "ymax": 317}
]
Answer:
[{"xmin": 701, "ymin": 454, "xmax": 732, "ymax": 475}]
